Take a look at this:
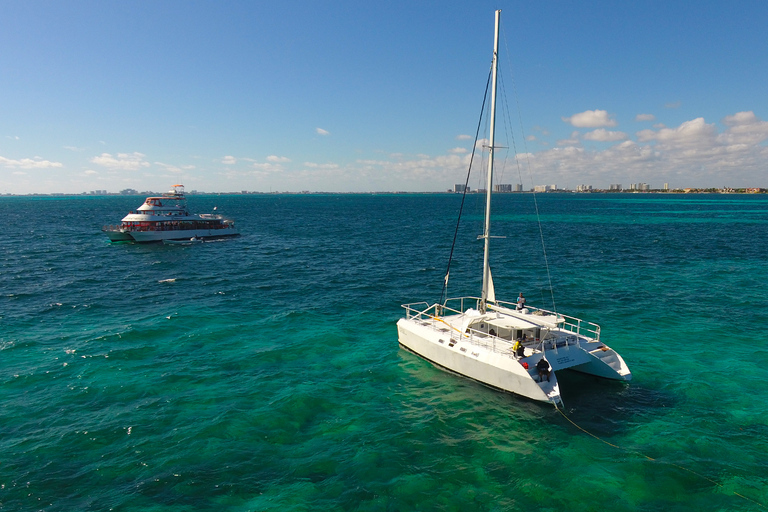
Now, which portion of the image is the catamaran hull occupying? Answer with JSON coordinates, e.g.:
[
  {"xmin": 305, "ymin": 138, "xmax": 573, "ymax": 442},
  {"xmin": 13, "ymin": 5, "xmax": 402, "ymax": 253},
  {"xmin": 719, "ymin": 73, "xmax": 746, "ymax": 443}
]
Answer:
[
  {"xmin": 397, "ymin": 318, "xmax": 561, "ymax": 405},
  {"xmin": 544, "ymin": 343, "xmax": 631, "ymax": 381}
]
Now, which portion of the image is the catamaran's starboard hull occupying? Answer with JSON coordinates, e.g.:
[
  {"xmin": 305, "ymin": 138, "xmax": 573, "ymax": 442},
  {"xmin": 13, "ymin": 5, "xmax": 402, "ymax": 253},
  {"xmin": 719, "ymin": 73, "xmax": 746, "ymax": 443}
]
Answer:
[
  {"xmin": 549, "ymin": 343, "xmax": 631, "ymax": 381},
  {"xmin": 397, "ymin": 317, "xmax": 561, "ymax": 406}
]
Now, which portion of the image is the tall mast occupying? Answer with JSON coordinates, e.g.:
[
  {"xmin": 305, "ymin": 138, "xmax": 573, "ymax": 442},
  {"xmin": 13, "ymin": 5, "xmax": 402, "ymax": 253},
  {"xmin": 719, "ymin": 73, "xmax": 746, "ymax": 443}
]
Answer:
[{"xmin": 480, "ymin": 9, "xmax": 501, "ymax": 313}]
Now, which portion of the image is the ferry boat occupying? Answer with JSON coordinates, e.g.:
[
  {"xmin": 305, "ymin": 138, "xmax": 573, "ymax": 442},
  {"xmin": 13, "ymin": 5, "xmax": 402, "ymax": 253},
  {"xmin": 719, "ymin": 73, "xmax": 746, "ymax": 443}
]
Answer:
[{"xmin": 103, "ymin": 185, "xmax": 239, "ymax": 243}]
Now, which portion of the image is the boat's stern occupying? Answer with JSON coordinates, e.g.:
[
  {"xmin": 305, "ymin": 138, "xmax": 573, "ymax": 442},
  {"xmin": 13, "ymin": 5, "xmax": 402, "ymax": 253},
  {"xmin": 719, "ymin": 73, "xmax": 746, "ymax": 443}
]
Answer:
[{"xmin": 548, "ymin": 342, "xmax": 631, "ymax": 381}]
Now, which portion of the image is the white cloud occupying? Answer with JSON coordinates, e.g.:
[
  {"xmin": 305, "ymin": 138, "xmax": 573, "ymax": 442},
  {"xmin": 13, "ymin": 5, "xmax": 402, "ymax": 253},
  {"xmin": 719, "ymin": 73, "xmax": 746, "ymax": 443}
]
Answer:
[
  {"xmin": 222, "ymin": 155, "xmax": 237, "ymax": 165},
  {"xmin": 556, "ymin": 131, "xmax": 581, "ymax": 146},
  {"xmin": 289, "ymin": 112, "xmax": 758, "ymax": 192},
  {"xmin": 562, "ymin": 109, "xmax": 617, "ymax": 128},
  {"xmin": 205, "ymin": 112, "xmax": 766, "ymax": 191},
  {"xmin": 519, "ymin": 112, "xmax": 768, "ymax": 188},
  {"xmin": 583, "ymin": 129, "xmax": 629, "ymax": 142},
  {"xmin": 636, "ymin": 117, "xmax": 717, "ymax": 144},
  {"xmin": 155, "ymin": 162, "xmax": 195, "ymax": 174},
  {"xmin": 717, "ymin": 111, "xmax": 768, "ymax": 147},
  {"xmin": 304, "ymin": 162, "xmax": 340, "ymax": 169},
  {"xmin": 252, "ymin": 162, "xmax": 281, "ymax": 171},
  {"xmin": 316, "ymin": 128, "xmax": 330, "ymax": 136},
  {"xmin": 0, "ymin": 155, "xmax": 63, "ymax": 169},
  {"xmin": 635, "ymin": 114, "xmax": 656, "ymax": 122},
  {"xmin": 90, "ymin": 152, "xmax": 149, "ymax": 171},
  {"xmin": 63, "ymin": 145, "xmax": 85, "ymax": 152},
  {"xmin": 456, "ymin": 134, "xmax": 472, "ymax": 140},
  {"xmin": 448, "ymin": 147, "xmax": 468, "ymax": 154},
  {"xmin": 84, "ymin": 170, "xmax": 98, "ymax": 175},
  {"xmin": 723, "ymin": 111, "xmax": 758, "ymax": 126},
  {"xmin": 267, "ymin": 155, "xmax": 291, "ymax": 163}
]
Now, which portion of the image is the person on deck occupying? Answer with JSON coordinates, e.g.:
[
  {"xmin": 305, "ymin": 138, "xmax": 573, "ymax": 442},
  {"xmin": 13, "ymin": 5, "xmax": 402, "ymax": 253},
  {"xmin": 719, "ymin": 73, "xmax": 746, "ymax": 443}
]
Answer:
[
  {"xmin": 536, "ymin": 358, "xmax": 551, "ymax": 382},
  {"xmin": 516, "ymin": 293, "xmax": 526, "ymax": 311}
]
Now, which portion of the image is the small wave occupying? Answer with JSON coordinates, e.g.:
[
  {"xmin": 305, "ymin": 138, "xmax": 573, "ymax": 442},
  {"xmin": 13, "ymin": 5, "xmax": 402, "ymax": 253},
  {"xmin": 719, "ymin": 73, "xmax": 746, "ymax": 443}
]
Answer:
[{"xmin": 158, "ymin": 278, "xmax": 177, "ymax": 283}]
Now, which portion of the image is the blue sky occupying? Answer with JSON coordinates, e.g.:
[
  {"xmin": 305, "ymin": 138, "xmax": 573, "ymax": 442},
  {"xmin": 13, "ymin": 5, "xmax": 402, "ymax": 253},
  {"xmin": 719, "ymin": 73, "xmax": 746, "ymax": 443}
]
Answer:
[{"xmin": 2, "ymin": 0, "xmax": 768, "ymax": 194}]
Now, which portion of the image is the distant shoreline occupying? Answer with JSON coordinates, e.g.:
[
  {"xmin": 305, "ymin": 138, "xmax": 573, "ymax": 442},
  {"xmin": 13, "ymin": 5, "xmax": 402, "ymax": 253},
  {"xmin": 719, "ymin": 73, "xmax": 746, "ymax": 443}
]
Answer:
[{"xmin": 1, "ymin": 188, "xmax": 766, "ymax": 198}]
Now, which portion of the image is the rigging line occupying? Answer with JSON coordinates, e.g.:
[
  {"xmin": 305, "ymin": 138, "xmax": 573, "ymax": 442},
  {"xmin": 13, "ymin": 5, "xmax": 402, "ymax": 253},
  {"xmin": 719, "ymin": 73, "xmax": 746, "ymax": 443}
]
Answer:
[
  {"xmin": 555, "ymin": 408, "xmax": 766, "ymax": 508},
  {"xmin": 497, "ymin": 68, "xmax": 515, "ymax": 194},
  {"xmin": 439, "ymin": 68, "xmax": 493, "ymax": 305},
  {"xmin": 500, "ymin": 21, "xmax": 558, "ymax": 315}
]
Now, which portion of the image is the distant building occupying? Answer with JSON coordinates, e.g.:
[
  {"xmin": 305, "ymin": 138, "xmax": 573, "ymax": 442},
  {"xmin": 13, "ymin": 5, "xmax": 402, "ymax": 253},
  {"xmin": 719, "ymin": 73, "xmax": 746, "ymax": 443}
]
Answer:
[
  {"xmin": 609, "ymin": 184, "xmax": 622, "ymax": 191},
  {"xmin": 494, "ymin": 184, "xmax": 512, "ymax": 192},
  {"xmin": 664, "ymin": 183, "xmax": 669, "ymax": 191},
  {"xmin": 576, "ymin": 184, "xmax": 593, "ymax": 192},
  {"xmin": 514, "ymin": 183, "xmax": 523, "ymax": 192},
  {"xmin": 454, "ymin": 184, "xmax": 469, "ymax": 193},
  {"xmin": 534, "ymin": 184, "xmax": 557, "ymax": 193}
]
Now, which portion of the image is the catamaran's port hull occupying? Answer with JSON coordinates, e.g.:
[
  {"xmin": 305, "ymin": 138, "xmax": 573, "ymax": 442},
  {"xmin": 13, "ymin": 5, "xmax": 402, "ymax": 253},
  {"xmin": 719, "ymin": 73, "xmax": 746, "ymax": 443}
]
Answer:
[{"xmin": 397, "ymin": 318, "xmax": 561, "ymax": 406}]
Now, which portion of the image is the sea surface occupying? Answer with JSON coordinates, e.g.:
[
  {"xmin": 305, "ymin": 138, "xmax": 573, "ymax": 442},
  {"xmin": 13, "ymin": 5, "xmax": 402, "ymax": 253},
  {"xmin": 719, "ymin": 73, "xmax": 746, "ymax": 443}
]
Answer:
[{"xmin": 1, "ymin": 192, "xmax": 767, "ymax": 511}]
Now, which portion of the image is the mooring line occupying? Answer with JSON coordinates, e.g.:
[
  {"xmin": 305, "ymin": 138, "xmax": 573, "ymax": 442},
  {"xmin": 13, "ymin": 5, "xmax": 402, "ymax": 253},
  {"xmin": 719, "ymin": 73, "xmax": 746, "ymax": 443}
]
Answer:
[{"xmin": 555, "ymin": 408, "xmax": 766, "ymax": 508}]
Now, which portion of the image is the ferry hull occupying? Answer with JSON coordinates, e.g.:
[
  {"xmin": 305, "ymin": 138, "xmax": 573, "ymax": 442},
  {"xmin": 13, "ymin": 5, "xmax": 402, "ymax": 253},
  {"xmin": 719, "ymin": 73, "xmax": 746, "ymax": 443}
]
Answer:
[
  {"xmin": 105, "ymin": 230, "xmax": 135, "ymax": 242},
  {"xmin": 129, "ymin": 228, "xmax": 239, "ymax": 243}
]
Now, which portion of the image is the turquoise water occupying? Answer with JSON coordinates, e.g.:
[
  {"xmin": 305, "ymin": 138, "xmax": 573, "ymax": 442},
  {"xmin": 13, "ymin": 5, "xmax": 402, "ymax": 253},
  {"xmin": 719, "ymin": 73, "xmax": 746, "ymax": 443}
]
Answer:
[{"xmin": 1, "ymin": 193, "xmax": 767, "ymax": 511}]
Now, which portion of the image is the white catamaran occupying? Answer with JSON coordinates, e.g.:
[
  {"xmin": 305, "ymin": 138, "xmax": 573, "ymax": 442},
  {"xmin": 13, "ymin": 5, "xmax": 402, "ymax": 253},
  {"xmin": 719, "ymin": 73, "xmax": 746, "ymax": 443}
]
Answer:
[{"xmin": 397, "ymin": 10, "xmax": 631, "ymax": 408}]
